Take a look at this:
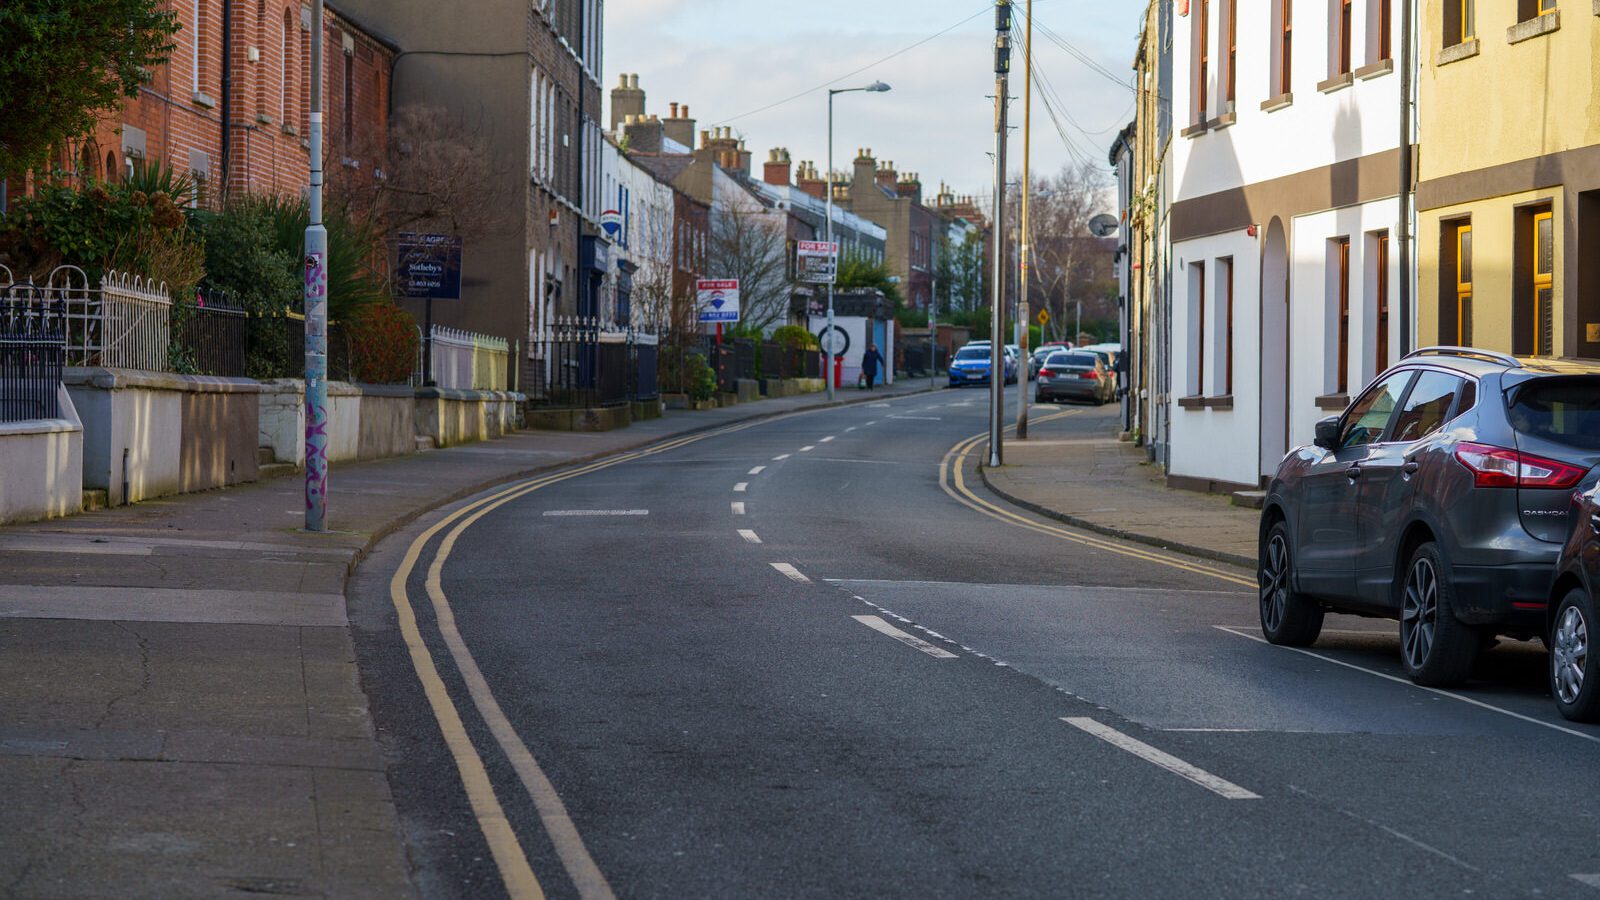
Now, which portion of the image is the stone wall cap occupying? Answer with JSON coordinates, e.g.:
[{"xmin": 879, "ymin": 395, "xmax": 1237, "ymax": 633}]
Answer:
[
  {"xmin": 0, "ymin": 418, "xmax": 82, "ymax": 437},
  {"xmin": 413, "ymin": 387, "xmax": 526, "ymax": 402},
  {"xmin": 64, "ymin": 367, "xmax": 262, "ymax": 394}
]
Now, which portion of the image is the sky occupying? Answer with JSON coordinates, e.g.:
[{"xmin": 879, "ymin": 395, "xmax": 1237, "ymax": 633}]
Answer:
[{"xmin": 603, "ymin": 0, "xmax": 1146, "ymax": 202}]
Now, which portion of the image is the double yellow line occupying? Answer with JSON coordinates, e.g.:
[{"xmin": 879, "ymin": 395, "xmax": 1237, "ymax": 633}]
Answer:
[
  {"xmin": 938, "ymin": 415, "xmax": 1257, "ymax": 589},
  {"xmin": 386, "ymin": 417, "xmax": 785, "ymax": 900}
]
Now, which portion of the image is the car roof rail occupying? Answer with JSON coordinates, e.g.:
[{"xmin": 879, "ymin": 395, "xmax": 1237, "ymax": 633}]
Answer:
[{"xmin": 1402, "ymin": 346, "xmax": 1523, "ymax": 368}]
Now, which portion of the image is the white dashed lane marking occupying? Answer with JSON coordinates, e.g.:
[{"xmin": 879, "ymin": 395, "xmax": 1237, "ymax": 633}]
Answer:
[
  {"xmin": 769, "ymin": 563, "xmax": 810, "ymax": 584},
  {"xmin": 731, "ymin": 502, "xmax": 746, "ymax": 515},
  {"xmin": 851, "ymin": 615, "xmax": 959, "ymax": 659},
  {"xmin": 748, "ymin": 466, "xmax": 766, "ymax": 475},
  {"xmin": 541, "ymin": 509, "xmax": 649, "ymax": 517},
  {"xmin": 738, "ymin": 529, "xmax": 762, "ymax": 544},
  {"xmin": 820, "ymin": 436, "xmax": 835, "ymax": 443},
  {"xmin": 1062, "ymin": 717, "xmax": 1262, "ymax": 801},
  {"xmin": 733, "ymin": 482, "xmax": 748, "ymax": 492},
  {"xmin": 800, "ymin": 445, "xmax": 816, "ymax": 452},
  {"xmin": 773, "ymin": 454, "xmax": 791, "ymax": 461}
]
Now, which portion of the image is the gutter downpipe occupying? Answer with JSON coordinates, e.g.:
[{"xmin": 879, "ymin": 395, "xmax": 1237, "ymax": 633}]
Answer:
[
  {"xmin": 1398, "ymin": 0, "xmax": 1415, "ymax": 356},
  {"xmin": 220, "ymin": 0, "xmax": 233, "ymax": 203}
]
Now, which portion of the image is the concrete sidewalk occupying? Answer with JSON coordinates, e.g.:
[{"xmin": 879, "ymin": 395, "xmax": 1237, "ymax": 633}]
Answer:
[
  {"xmin": 0, "ymin": 380, "xmax": 935, "ymax": 897},
  {"xmin": 981, "ymin": 405, "xmax": 1261, "ymax": 569}
]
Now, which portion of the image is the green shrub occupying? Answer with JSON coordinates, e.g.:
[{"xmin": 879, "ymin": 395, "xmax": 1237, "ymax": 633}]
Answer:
[
  {"xmin": 771, "ymin": 324, "xmax": 818, "ymax": 351},
  {"xmin": 685, "ymin": 352, "xmax": 716, "ymax": 401},
  {"xmin": 255, "ymin": 193, "xmax": 388, "ymax": 320},
  {"xmin": 0, "ymin": 171, "xmax": 202, "ymax": 295}
]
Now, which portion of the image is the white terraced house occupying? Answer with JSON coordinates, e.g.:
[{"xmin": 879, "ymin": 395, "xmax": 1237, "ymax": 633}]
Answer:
[{"xmin": 1168, "ymin": 0, "xmax": 1414, "ymax": 494}]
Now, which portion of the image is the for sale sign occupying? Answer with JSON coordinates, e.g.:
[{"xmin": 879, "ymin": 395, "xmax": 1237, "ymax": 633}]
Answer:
[
  {"xmin": 796, "ymin": 240, "xmax": 838, "ymax": 285},
  {"xmin": 697, "ymin": 279, "xmax": 741, "ymax": 323}
]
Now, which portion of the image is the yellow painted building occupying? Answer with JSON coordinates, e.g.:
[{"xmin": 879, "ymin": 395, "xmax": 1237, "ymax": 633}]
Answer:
[{"xmin": 1417, "ymin": 0, "xmax": 1600, "ymax": 358}]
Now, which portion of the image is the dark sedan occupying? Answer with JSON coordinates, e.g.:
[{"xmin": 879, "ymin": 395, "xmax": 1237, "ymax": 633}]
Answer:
[{"xmin": 1035, "ymin": 351, "xmax": 1113, "ymax": 405}]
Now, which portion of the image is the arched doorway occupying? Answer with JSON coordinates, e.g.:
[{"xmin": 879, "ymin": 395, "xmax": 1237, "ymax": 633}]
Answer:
[{"xmin": 1259, "ymin": 217, "xmax": 1290, "ymax": 479}]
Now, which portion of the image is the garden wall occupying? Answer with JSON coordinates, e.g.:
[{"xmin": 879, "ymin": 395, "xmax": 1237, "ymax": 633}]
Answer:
[
  {"xmin": 66, "ymin": 368, "xmax": 259, "ymax": 504},
  {"xmin": 0, "ymin": 387, "xmax": 85, "ymax": 525}
]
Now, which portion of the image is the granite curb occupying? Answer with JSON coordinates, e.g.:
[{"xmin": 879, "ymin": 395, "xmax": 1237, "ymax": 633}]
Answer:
[{"xmin": 977, "ymin": 463, "xmax": 1258, "ymax": 571}]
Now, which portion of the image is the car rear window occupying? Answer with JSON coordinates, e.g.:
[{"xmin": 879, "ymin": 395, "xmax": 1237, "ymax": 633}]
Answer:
[
  {"xmin": 1049, "ymin": 353, "xmax": 1097, "ymax": 367},
  {"xmin": 1508, "ymin": 377, "xmax": 1600, "ymax": 449},
  {"xmin": 955, "ymin": 347, "xmax": 988, "ymax": 360}
]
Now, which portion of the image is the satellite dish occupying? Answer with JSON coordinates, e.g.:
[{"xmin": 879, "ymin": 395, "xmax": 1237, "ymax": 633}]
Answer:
[{"xmin": 1087, "ymin": 213, "xmax": 1120, "ymax": 238}]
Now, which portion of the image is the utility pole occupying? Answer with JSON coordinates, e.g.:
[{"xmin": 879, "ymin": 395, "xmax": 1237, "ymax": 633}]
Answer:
[
  {"xmin": 929, "ymin": 275, "xmax": 938, "ymax": 389},
  {"xmin": 1015, "ymin": 0, "xmax": 1033, "ymax": 440},
  {"xmin": 1398, "ymin": 0, "xmax": 1414, "ymax": 357},
  {"xmin": 988, "ymin": 0, "xmax": 1012, "ymax": 469},
  {"xmin": 825, "ymin": 95, "xmax": 837, "ymax": 402},
  {"xmin": 303, "ymin": 0, "xmax": 328, "ymax": 533}
]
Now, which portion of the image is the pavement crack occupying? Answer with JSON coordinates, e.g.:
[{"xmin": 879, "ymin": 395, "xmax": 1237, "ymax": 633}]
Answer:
[{"xmin": 95, "ymin": 620, "xmax": 153, "ymax": 729}]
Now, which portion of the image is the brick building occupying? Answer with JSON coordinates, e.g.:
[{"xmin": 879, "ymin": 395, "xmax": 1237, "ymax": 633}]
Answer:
[
  {"xmin": 7, "ymin": 1, "xmax": 394, "ymax": 207},
  {"xmin": 832, "ymin": 150, "xmax": 939, "ymax": 312},
  {"xmin": 337, "ymin": 0, "xmax": 606, "ymax": 373}
]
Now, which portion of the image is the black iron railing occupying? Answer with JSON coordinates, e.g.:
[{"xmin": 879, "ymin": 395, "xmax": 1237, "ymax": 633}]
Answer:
[
  {"xmin": 0, "ymin": 290, "xmax": 67, "ymax": 422},
  {"xmin": 172, "ymin": 290, "xmax": 249, "ymax": 376},
  {"xmin": 527, "ymin": 319, "xmax": 656, "ymax": 410}
]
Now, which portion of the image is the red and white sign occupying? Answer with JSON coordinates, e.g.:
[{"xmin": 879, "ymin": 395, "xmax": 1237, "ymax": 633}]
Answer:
[
  {"xmin": 696, "ymin": 279, "xmax": 741, "ymax": 323},
  {"xmin": 796, "ymin": 241, "xmax": 839, "ymax": 285}
]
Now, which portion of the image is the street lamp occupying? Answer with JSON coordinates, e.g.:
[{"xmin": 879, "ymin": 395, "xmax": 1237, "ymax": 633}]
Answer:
[{"xmin": 824, "ymin": 81, "xmax": 891, "ymax": 401}]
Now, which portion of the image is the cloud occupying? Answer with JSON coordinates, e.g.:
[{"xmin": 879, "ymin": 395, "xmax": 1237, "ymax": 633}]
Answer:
[{"xmin": 605, "ymin": 2, "xmax": 1140, "ymax": 196}]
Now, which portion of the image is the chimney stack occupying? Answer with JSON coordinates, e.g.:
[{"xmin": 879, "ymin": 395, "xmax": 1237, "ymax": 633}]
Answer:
[
  {"xmin": 796, "ymin": 161, "xmax": 826, "ymax": 199},
  {"xmin": 875, "ymin": 159, "xmax": 898, "ymax": 191},
  {"xmin": 610, "ymin": 73, "xmax": 646, "ymax": 132},
  {"xmin": 763, "ymin": 147, "xmax": 792, "ymax": 186},
  {"xmin": 663, "ymin": 102, "xmax": 696, "ymax": 151},
  {"xmin": 896, "ymin": 171, "xmax": 923, "ymax": 204}
]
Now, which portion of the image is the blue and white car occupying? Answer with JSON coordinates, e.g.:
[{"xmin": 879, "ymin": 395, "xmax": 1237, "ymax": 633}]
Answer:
[{"xmin": 948, "ymin": 345, "xmax": 1017, "ymax": 387}]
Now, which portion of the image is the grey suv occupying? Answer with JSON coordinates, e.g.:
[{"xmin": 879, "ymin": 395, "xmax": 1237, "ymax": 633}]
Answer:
[{"xmin": 1259, "ymin": 347, "xmax": 1600, "ymax": 687}]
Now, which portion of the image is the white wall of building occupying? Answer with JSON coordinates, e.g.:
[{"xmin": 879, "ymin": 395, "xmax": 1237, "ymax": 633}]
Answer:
[
  {"xmin": 1172, "ymin": 0, "xmax": 1404, "ymax": 203},
  {"xmin": 1169, "ymin": 230, "xmax": 1261, "ymax": 487},
  {"xmin": 1165, "ymin": 0, "xmax": 1407, "ymax": 488}
]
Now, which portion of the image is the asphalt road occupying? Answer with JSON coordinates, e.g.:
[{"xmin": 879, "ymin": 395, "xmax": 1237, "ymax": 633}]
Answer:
[{"xmin": 349, "ymin": 391, "xmax": 1600, "ymax": 899}]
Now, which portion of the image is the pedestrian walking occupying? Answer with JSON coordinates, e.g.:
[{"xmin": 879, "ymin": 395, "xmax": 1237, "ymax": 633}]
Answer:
[{"xmin": 861, "ymin": 344, "xmax": 884, "ymax": 390}]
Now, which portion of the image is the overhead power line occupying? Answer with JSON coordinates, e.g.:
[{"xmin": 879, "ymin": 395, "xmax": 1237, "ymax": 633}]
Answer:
[{"xmin": 710, "ymin": 4, "xmax": 994, "ymax": 127}]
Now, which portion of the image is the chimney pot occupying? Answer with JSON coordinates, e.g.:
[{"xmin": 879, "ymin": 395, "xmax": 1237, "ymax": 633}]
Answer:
[
  {"xmin": 629, "ymin": 74, "xmax": 639, "ymax": 89},
  {"xmin": 670, "ymin": 102, "xmax": 679, "ymax": 118},
  {"xmin": 682, "ymin": 105, "xmax": 689, "ymax": 117}
]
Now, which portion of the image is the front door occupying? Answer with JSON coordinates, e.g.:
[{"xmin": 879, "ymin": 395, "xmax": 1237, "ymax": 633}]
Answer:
[{"xmin": 1296, "ymin": 371, "xmax": 1414, "ymax": 601}]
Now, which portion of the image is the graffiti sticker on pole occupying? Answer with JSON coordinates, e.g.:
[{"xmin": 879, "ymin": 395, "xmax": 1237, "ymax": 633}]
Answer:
[
  {"xmin": 697, "ymin": 279, "xmax": 741, "ymax": 323},
  {"xmin": 796, "ymin": 241, "xmax": 838, "ymax": 285}
]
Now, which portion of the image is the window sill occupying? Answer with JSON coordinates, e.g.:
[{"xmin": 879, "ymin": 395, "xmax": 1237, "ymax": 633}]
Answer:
[
  {"xmin": 1354, "ymin": 58, "xmax": 1393, "ymax": 80},
  {"xmin": 1180, "ymin": 121, "xmax": 1209, "ymax": 139},
  {"xmin": 1208, "ymin": 111, "xmax": 1237, "ymax": 130},
  {"xmin": 191, "ymin": 91, "xmax": 217, "ymax": 109},
  {"xmin": 1260, "ymin": 92, "xmax": 1293, "ymax": 113},
  {"xmin": 1317, "ymin": 73, "xmax": 1354, "ymax": 94},
  {"xmin": 1203, "ymin": 395, "xmax": 1234, "ymax": 410},
  {"xmin": 1177, "ymin": 395, "xmax": 1207, "ymax": 410},
  {"xmin": 1315, "ymin": 393, "xmax": 1350, "ymax": 411},
  {"xmin": 256, "ymin": 113, "xmax": 275, "ymax": 126},
  {"xmin": 281, "ymin": 123, "xmax": 299, "ymax": 136},
  {"xmin": 341, "ymin": 157, "xmax": 360, "ymax": 170},
  {"xmin": 1508, "ymin": 10, "xmax": 1560, "ymax": 44},
  {"xmin": 1438, "ymin": 38, "xmax": 1480, "ymax": 65}
]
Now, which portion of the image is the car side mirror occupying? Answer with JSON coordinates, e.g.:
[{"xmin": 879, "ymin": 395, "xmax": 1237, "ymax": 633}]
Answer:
[{"xmin": 1313, "ymin": 415, "xmax": 1341, "ymax": 450}]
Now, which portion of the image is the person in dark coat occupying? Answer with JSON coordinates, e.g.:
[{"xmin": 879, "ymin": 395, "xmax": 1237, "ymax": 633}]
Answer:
[{"xmin": 861, "ymin": 344, "xmax": 885, "ymax": 389}]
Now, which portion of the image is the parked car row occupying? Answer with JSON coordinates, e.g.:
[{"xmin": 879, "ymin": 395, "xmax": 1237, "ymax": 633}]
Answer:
[{"xmin": 1260, "ymin": 346, "xmax": 1600, "ymax": 721}]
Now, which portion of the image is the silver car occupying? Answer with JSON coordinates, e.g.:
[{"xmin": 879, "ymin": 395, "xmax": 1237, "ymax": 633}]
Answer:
[{"xmin": 1034, "ymin": 351, "xmax": 1112, "ymax": 405}]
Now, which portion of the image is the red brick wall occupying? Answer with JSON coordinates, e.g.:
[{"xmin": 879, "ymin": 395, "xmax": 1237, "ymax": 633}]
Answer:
[{"xmin": 46, "ymin": 1, "xmax": 393, "ymax": 206}]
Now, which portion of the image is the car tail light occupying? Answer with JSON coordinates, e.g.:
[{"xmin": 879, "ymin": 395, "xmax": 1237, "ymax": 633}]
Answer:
[
  {"xmin": 1454, "ymin": 442, "xmax": 1588, "ymax": 489},
  {"xmin": 1080, "ymin": 370, "xmax": 1100, "ymax": 380},
  {"xmin": 1038, "ymin": 368, "xmax": 1054, "ymax": 378}
]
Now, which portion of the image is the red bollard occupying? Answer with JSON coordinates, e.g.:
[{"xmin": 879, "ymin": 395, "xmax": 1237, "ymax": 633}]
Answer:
[{"xmin": 833, "ymin": 356, "xmax": 844, "ymax": 388}]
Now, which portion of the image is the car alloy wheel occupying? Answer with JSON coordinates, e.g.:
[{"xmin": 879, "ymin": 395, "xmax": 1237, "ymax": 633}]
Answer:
[
  {"xmin": 1257, "ymin": 521, "xmax": 1322, "ymax": 646},
  {"xmin": 1553, "ymin": 603, "xmax": 1588, "ymax": 706},
  {"xmin": 1260, "ymin": 532, "xmax": 1291, "ymax": 634},
  {"xmin": 1402, "ymin": 556, "xmax": 1439, "ymax": 671}
]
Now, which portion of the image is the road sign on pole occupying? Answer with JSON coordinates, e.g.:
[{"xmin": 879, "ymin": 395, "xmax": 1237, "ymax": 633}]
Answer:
[
  {"xmin": 796, "ymin": 241, "xmax": 838, "ymax": 284},
  {"xmin": 697, "ymin": 279, "xmax": 741, "ymax": 324},
  {"xmin": 1036, "ymin": 307, "xmax": 1050, "ymax": 326}
]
